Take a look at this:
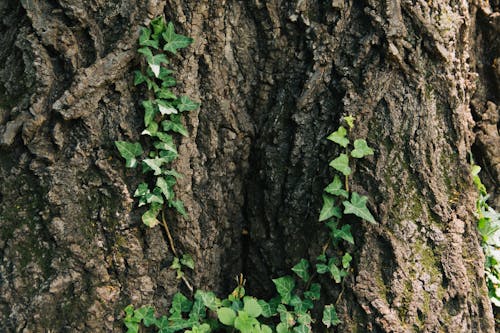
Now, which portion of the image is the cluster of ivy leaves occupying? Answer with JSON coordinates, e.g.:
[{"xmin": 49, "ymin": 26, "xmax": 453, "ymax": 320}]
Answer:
[
  {"xmin": 115, "ymin": 16, "xmax": 199, "ymax": 229},
  {"xmin": 472, "ymin": 164, "xmax": 500, "ymax": 306},
  {"xmin": 120, "ymin": 17, "xmax": 378, "ymax": 333}
]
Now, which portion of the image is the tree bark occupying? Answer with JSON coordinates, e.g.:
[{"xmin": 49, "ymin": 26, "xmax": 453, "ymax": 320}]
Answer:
[{"xmin": 0, "ymin": 0, "xmax": 498, "ymax": 332}]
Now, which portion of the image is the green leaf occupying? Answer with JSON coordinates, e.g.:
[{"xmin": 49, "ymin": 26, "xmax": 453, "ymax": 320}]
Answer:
[
  {"xmin": 138, "ymin": 46, "xmax": 153, "ymax": 58},
  {"xmin": 333, "ymin": 224, "xmax": 354, "ymax": 244},
  {"xmin": 316, "ymin": 263, "xmax": 329, "ymax": 274},
  {"xmin": 304, "ymin": 283, "xmax": 321, "ymax": 300},
  {"xmin": 217, "ymin": 307, "xmax": 236, "ymax": 326},
  {"xmin": 162, "ymin": 23, "xmax": 194, "ymax": 54},
  {"xmin": 328, "ymin": 260, "xmax": 342, "ymax": 283},
  {"xmin": 189, "ymin": 298, "xmax": 206, "ymax": 321},
  {"xmin": 293, "ymin": 324, "xmax": 310, "ymax": 333},
  {"xmin": 327, "ymin": 126, "xmax": 349, "ymax": 147},
  {"xmin": 170, "ymin": 200, "xmax": 188, "ymax": 218},
  {"xmin": 343, "ymin": 192, "xmax": 376, "ymax": 224},
  {"xmin": 195, "ymin": 290, "xmax": 218, "ymax": 310},
  {"xmin": 177, "ymin": 95, "xmax": 200, "ymax": 112},
  {"xmin": 134, "ymin": 183, "xmax": 149, "ymax": 198},
  {"xmin": 134, "ymin": 306, "xmax": 156, "ymax": 327},
  {"xmin": 115, "ymin": 141, "xmax": 143, "ymax": 168},
  {"xmin": 162, "ymin": 115, "xmax": 189, "ymax": 137},
  {"xmin": 291, "ymin": 259, "xmax": 310, "ymax": 282},
  {"xmin": 272, "ymin": 276, "xmax": 295, "ymax": 304},
  {"xmin": 142, "ymin": 208, "xmax": 160, "ymax": 227},
  {"xmin": 344, "ymin": 115, "xmax": 355, "ymax": 129},
  {"xmin": 319, "ymin": 194, "xmax": 342, "ymax": 222},
  {"xmin": 350, "ymin": 139, "xmax": 374, "ymax": 158},
  {"xmin": 134, "ymin": 70, "xmax": 147, "ymax": 85},
  {"xmin": 142, "ymin": 100, "xmax": 156, "ymax": 127},
  {"xmin": 342, "ymin": 252, "xmax": 352, "ymax": 269},
  {"xmin": 143, "ymin": 157, "xmax": 166, "ymax": 175},
  {"xmin": 276, "ymin": 323, "xmax": 291, "ymax": 333},
  {"xmin": 243, "ymin": 296, "xmax": 262, "ymax": 318},
  {"xmin": 124, "ymin": 322, "xmax": 139, "ymax": 333},
  {"xmin": 324, "ymin": 175, "xmax": 349, "ymax": 198},
  {"xmin": 158, "ymin": 87, "xmax": 177, "ymax": 100},
  {"xmin": 142, "ymin": 121, "xmax": 159, "ymax": 136},
  {"xmin": 329, "ymin": 153, "xmax": 351, "ymax": 176},
  {"xmin": 157, "ymin": 99, "xmax": 178, "ymax": 115},
  {"xmin": 258, "ymin": 300, "xmax": 275, "ymax": 318},
  {"xmin": 181, "ymin": 254, "xmax": 195, "ymax": 270},
  {"xmin": 322, "ymin": 304, "xmax": 341, "ymax": 328},
  {"xmin": 139, "ymin": 28, "xmax": 159, "ymax": 49},
  {"xmin": 156, "ymin": 177, "xmax": 172, "ymax": 201},
  {"xmin": 170, "ymin": 292, "xmax": 193, "ymax": 314}
]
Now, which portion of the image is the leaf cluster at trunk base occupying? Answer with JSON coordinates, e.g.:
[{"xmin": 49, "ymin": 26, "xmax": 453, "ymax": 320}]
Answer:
[{"xmin": 119, "ymin": 18, "xmax": 378, "ymax": 333}]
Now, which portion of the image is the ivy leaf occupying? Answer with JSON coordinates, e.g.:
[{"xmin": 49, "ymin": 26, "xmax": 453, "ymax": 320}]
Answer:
[
  {"xmin": 143, "ymin": 157, "xmax": 166, "ymax": 175},
  {"xmin": 124, "ymin": 322, "xmax": 139, "ymax": 333},
  {"xmin": 162, "ymin": 115, "xmax": 189, "ymax": 137},
  {"xmin": 157, "ymin": 100, "xmax": 178, "ymax": 115},
  {"xmin": 138, "ymin": 46, "xmax": 153, "ymax": 58},
  {"xmin": 333, "ymin": 224, "xmax": 354, "ymax": 244},
  {"xmin": 343, "ymin": 192, "xmax": 376, "ymax": 224},
  {"xmin": 141, "ymin": 121, "xmax": 159, "ymax": 136},
  {"xmin": 142, "ymin": 208, "xmax": 160, "ymax": 227},
  {"xmin": 115, "ymin": 141, "xmax": 143, "ymax": 168},
  {"xmin": 134, "ymin": 306, "xmax": 156, "ymax": 327},
  {"xmin": 350, "ymin": 139, "xmax": 374, "ymax": 158},
  {"xmin": 139, "ymin": 28, "xmax": 159, "ymax": 49},
  {"xmin": 329, "ymin": 153, "xmax": 351, "ymax": 176},
  {"xmin": 322, "ymin": 304, "xmax": 341, "ymax": 328},
  {"xmin": 195, "ymin": 290, "xmax": 218, "ymax": 310},
  {"xmin": 234, "ymin": 311, "xmax": 258, "ymax": 333},
  {"xmin": 293, "ymin": 324, "xmax": 310, "ymax": 333},
  {"xmin": 243, "ymin": 296, "xmax": 262, "ymax": 318},
  {"xmin": 258, "ymin": 300, "xmax": 275, "ymax": 318},
  {"xmin": 158, "ymin": 87, "xmax": 177, "ymax": 100},
  {"xmin": 276, "ymin": 323, "xmax": 291, "ymax": 333},
  {"xmin": 134, "ymin": 70, "xmax": 147, "ymax": 86},
  {"xmin": 170, "ymin": 293, "xmax": 193, "ymax": 314},
  {"xmin": 316, "ymin": 263, "xmax": 329, "ymax": 274},
  {"xmin": 156, "ymin": 177, "xmax": 172, "ymax": 201},
  {"xmin": 344, "ymin": 115, "xmax": 355, "ymax": 129},
  {"xmin": 327, "ymin": 126, "xmax": 349, "ymax": 148},
  {"xmin": 163, "ymin": 23, "xmax": 194, "ymax": 54},
  {"xmin": 342, "ymin": 252, "xmax": 352, "ymax": 269},
  {"xmin": 170, "ymin": 200, "xmax": 188, "ymax": 218},
  {"xmin": 324, "ymin": 175, "xmax": 349, "ymax": 198},
  {"xmin": 291, "ymin": 259, "xmax": 310, "ymax": 282},
  {"xmin": 328, "ymin": 260, "xmax": 342, "ymax": 283},
  {"xmin": 217, "ymin": 307, "xmax": 236, "ymax": 326},
  {"xmin": 189, "ymin": 298, "xmax": 206, "ymax": 321},
  {"xmin": 319, "ymin": 194, "xmax": 342, "ymax": 222},
  {"xmin": 272, "ymin": 276, "xmax": 295, "ymax": 304},
  {"xmin": 181, "ymin": 254, "xmax": 195, "ymax": 270},
  {"xmin": 142, "ymin": 100, "xmax": 156, "ymax": 127},
  {"xmin": 177, "ymin": 95, "xmax": 200, "ymax": 112},
  {"xmin": 304, "ymin": 283, "xmax": 321, "ymax": 300}
]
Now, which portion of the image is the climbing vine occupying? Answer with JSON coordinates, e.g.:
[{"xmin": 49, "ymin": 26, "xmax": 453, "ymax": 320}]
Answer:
[
  {"xmin": 118, "ymin": 17, "xmax": 377, "ymax": 333},
  {"xmin": 471, "ymin": 163, "xmax": 500, "ymax": 307}
]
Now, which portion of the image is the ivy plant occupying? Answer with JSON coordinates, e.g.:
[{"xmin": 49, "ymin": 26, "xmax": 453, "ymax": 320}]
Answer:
[
  {"xmin": 115, "ymin": 17, "xmax": 199, "ymax": 282},
  {"xmin": 472, "ymin": 163, "xmax": 500, "ymax": 306}
]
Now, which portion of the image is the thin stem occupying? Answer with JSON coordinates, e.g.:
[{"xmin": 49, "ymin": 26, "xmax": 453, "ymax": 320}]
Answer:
[{"xmin": 162, "ymin": 209, "xmax": 178, "ymax": 257}]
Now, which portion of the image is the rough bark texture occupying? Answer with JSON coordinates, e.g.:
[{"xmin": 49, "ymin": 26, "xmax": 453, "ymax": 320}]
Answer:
[{"xmin": 0, "ymin": 0, "xmax": 498, "ymax": 332}]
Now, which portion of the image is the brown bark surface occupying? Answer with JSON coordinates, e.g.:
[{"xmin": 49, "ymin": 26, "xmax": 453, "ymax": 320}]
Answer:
[{"xmin": 0, "ymin": 0, "xmax": 498, "ymax": 332}]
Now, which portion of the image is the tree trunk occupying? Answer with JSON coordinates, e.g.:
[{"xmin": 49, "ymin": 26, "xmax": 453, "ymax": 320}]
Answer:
[{"xmin": 0, "ymin": 0, "xmax": 498, "ymax": 332}]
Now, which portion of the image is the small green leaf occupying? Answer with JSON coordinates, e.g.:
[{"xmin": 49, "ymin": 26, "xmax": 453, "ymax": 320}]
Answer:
[
  {"xmin": 170, "ymin": 200, "xmax": 188, "ymax": 218},
  {"xmin": 324, "ymin": 175, "xmax": 349, "ymax": 198},
  {"xmin": 322, "ymin": 304, "xmax": 341, "ymax": 328},
  {"xmin": 344, "ymin": 115, "xmax": 355, "ymax": 129},
  {"xmin": 142, "ymin": 209, "xmax": 160, "ymax": 227},
  {"xmin": 157, "ymin": 99, "xmax": 178, "ymax": 115},
  {"xmin": 293, "ymin": 324, "xmax": 310, "ymax": 333},
  {"xmin": 189, "ymin": 298, "xmax": 206, "ymax": 321},
  {"xmin": 158, "ymin": 87, "xmax": 177, "ymax": 100},
  {"xmin": 181, "ymin": 254, "xmax": 195, "ymax": 270},
  {"xmin": 115, "ymin": 141, "xmax": 143, "ymax": 168},
  {"xmin": 142, "ymin": 121, "xmax": 159, "ymax": 136},
  {"xmin": 342, "ymin": 252, "xmax": 352, "ymax": 269},
  {"xmin": 162, "ymin": 115, "xmax": 189, "ymax": 136},
  {"xmin": 142, "ymin": 100, "xmax": 156, "ymax": 127},
  {"xmin": 272, "ymin": 276, "xmax": 295, "ymax": 305},
  {"xmin": 195, "ymin": 290, "xmax": 218, "ymax": 310},
  {"xmin": 138, "ymin": 46, "xmax": 153, "ymax": 58},
  {"xmin": 243, "ymin": 296, "xmax": 262, "ymax": 318},
  {"xmin": 134, "ymin": 183, "xmax": 149, "ymax": 198},
  {"xmin": 217, "ymin": 307, "xmax": 236, "ymax": 326},
  {"xmin": 316, "ymin": 263, "xmax": 329, "ymax": 274},
  {"xmin": 134, "ymin": 71, "xmax": 147, "ymax": 85},
  {"xmin": 327, "ymin": 126, "xmax": 349, "ymax": 147},
  {"xmin": 329, "ymin": 153, "xmax": 351, "ymax": 176},
  {"xmin": 162, "ymin": 23, "xmax": 194, "ymax": 54},
  {"xmin": 124, "ymin": 322, "xmax": 139, "ymax": 333},
  {"xmin": 276, "ymin": 323, "xmax": 291, "ymax": 333},
  {"xmin": 156, "ymin": 177, "xmax": 172, "ymax": 201},
  {"xmin": 291, "ymin": 259, "xmax": 310, "ymax": 282},
  {"xmin": 177, "ymin": 95, "xmax": 200, "ymax": 112},
  {"xmin": 328, "ymin": 260, "xmax": 342, "ymax": 283},
  {"xmin": 350, "ymin": 139, "xmax": 374, "ymax": 158},
  {"xmin": 234, "ymin": 311, "xmax": 258, "ymax": 333},
  {"xmin": 134, "ymin": 306, "xmax": 156, "ymax": 327},
  {"xmin": 319, "ymin": 194, "xmax": 342, "ymax": 222},
  {"xmin": 333, "ymin": 224, "xmax": 354, "ymax": 244},
  {"xmin": 258, "ymin": 300, "xmax": 275, "ymax": 318},
  {"xmin": 343, "ymin": 192, "xmax": 376, "ymax": 224},
  {"xmin": 143, "ymin": 157, "xmax": 166, "ymax": 175},
  {"xmin": 304, "ymin": 283, "xmax": 321, "ymax": 300},
  {"xmin": 170, "ymin": 292, "xmax": 193, "ymax": 314}
]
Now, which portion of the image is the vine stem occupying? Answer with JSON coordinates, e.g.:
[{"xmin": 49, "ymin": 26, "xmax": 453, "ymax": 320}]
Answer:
[{"xmin": 161, "ymin": 209, "xmax": 194, "ymax": 293}]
